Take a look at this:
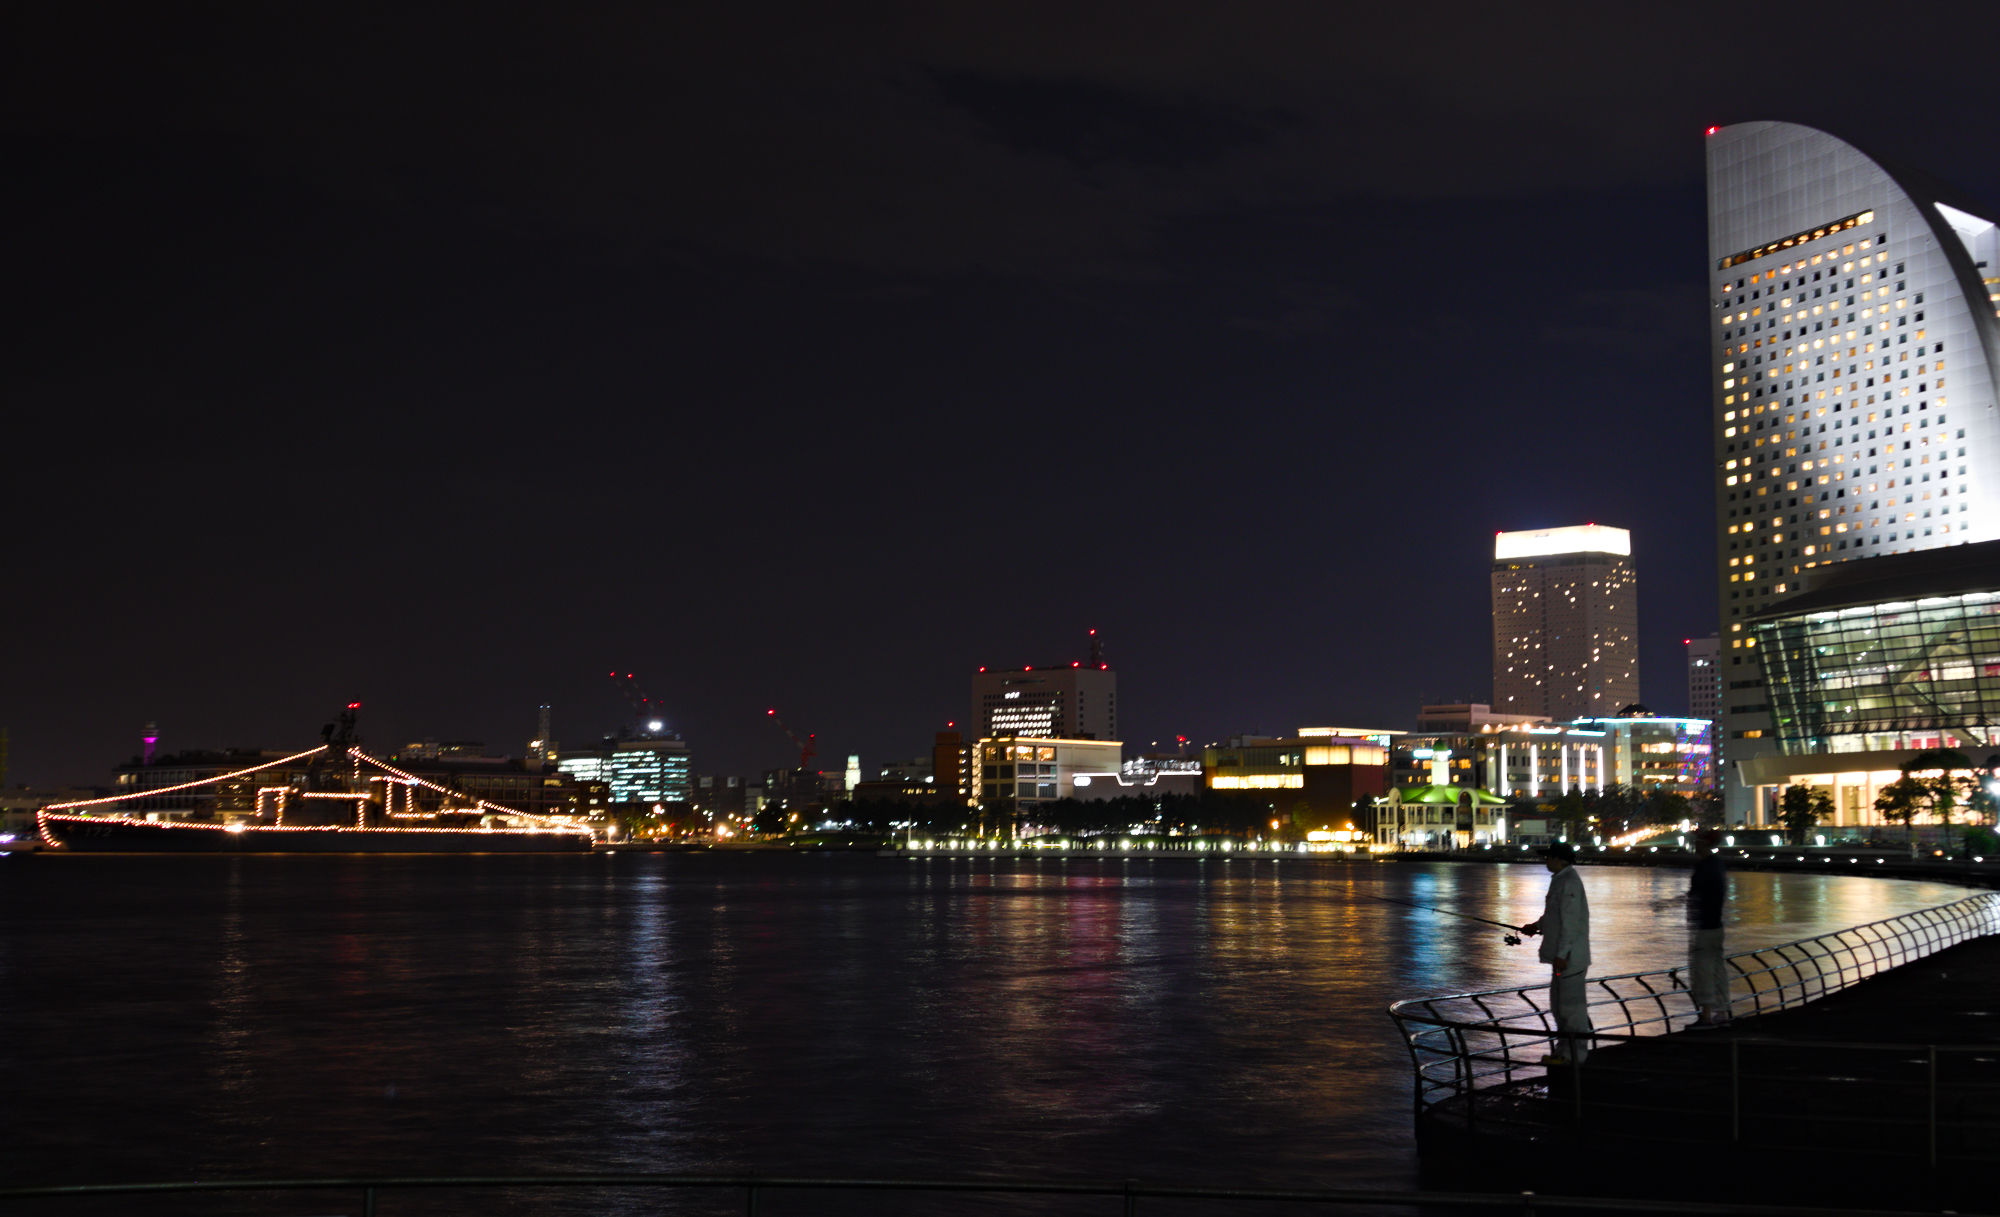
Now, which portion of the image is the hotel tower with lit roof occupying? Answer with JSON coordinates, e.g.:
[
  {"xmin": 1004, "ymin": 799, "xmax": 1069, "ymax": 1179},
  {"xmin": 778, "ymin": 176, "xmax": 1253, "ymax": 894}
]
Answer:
[
  {"xmin": 1707, "ymin": 122, "xmax": 2000, "ymax": 820},
  {"xmin": 1491, "ymin": 524, "xmax": 1639, "ymax": 721}
]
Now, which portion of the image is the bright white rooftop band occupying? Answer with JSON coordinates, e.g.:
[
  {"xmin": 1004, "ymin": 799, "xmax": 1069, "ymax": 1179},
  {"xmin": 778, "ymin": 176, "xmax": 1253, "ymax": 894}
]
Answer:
[{"xmin": 1493, "ymin": 524, "xmax": 1632, "ymax": 561}]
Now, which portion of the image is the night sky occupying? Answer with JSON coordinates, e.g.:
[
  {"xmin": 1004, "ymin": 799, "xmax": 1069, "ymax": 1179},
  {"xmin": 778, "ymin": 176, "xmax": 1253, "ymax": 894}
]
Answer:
[{"xmin": 11, "ymin": 4, "xmax": 2000, "ymax": 788}]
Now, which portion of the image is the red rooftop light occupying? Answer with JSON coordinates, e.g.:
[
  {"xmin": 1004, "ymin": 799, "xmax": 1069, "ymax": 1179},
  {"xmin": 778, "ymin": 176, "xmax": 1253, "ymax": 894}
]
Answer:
[{"xmin": 1706, "ymin": 125, "xmax": 1720, "ymax": 135}]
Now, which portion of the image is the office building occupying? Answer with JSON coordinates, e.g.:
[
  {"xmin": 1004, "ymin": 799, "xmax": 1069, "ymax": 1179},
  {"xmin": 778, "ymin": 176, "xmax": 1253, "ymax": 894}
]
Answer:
[
  {"xmin": 933, "ymin": 730, "xmax": 972, "ymax": 807},
  {"xmin": 1686, "ymin": 636, "xmax": 1723, "ymax": 785},
  {"xmin": 1491, "ymin": 525, "xmax": 1639, "ymax": 719},
  {"xmin": 971, "ymin": 631, "xmax": 1116, "ymax": 740},
  {"xmin": 1707, "ymin": 121, "xmax": 2000, "ymax": 819},
  {"xmin": 974, "ymin": 736, "xmax": 1124, "ymax": 829},
  {"xmin": 557, "ymin": 735, "xmax": 692, "ymax": 807},
  {"xmin": 1686, "ymin": 638, "xmax": 1721, "ymax": 724}
]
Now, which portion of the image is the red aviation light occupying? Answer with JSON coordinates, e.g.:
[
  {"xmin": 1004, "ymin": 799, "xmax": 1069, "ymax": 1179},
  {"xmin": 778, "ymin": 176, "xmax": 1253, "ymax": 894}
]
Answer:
[
  {"xmin": 978, "ymin": 666, "xmax": 985, "ymax": 672},
  {"xmin": 1024, "ymin": 665, "xmax": 1032, "ymax": 671},
  {"xmin": 1071, "ymin": 661, "xmax": 1080, "ymax": 668},
  {"xmin": 1705, "ymin": 125, "xmax": 1720, "ymax": 136},
  {"xmin": 347, "ymin": 702, "xmax": 361, "ymax": 709}
]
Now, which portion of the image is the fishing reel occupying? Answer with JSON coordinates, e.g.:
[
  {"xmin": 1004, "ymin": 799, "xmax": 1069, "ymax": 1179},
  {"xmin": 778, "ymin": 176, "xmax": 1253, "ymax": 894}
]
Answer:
[{"xmin": 1502, "ymin": 933, "xmax": 1523, "ymax": 946}]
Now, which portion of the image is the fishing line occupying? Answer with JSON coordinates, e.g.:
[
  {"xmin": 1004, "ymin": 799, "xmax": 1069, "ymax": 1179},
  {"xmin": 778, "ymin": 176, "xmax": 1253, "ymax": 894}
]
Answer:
[{"xmin": 1359, "ymin": 891, "xmax": 1532, "ymax": 945}]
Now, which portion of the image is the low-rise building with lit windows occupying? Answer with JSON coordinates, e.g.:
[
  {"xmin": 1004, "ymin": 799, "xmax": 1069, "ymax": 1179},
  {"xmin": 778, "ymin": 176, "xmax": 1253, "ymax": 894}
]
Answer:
[
  {"xmin": 1392, "ymin": 712, "xmax": 1712, "ymax": 801},
  {"xmin": 1393, "ymin": 726, "xmax": 1606, "ymax": 800},
  {"xmin": 975, "ymin": 736, "xmax": 1123, "ymax": 829},
  {"xmin": 1739, "ymin": 540, "xmax": 2000, "ymax": 827},
  {"xmin": 1203, "ymin": 729, "xmax": 1395, "ymax": 830}
]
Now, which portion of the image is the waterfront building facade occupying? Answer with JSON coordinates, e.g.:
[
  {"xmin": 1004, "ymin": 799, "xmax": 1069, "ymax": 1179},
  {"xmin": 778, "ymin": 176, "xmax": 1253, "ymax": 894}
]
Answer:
[
  {"xmin": 974, "ymin": 736, "xmax": 1124, "ymax": 829},
  {"xmin": 1491, "ymin": 525, "xmax": 1639, "ymax": 721},
  {"xmin": 1392, "ymin": 714, "xmax": 1713, "ymax": 802},
  {"xmin": 1707, "ymin": 121, "xmax": 2000, "ymax": 819},
  {"xmin": 1738, "ymin": 540, "xmax": 2000, "ymax": 828},
  {"xmin": 1203, "ymin": 732, "xmax": 1393, "ymax": 830},
  {"xmin": 1394, "ymin": 727, "xmax": 1606, "ymax": 801}
]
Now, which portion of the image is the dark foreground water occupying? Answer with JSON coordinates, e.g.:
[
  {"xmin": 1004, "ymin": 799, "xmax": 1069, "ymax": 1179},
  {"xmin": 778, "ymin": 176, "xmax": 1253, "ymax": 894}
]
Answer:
[{"xmin": 0, "ymin": 852, "xmax": 1970, "ymax": 1215}]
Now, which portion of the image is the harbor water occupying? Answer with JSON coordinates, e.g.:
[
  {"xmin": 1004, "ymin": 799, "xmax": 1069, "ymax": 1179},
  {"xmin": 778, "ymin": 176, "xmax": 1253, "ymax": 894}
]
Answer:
[{"xmin": 0, "ymin": 852, "xmax": 1970, "ymax": 1213}]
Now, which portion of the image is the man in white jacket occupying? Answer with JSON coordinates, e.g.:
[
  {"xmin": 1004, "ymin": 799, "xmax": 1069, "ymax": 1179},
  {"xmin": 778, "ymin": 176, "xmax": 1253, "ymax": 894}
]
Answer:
[{"xmin": 1522, "ymin": 841, "xmax": 1592, "ymax": 1064}]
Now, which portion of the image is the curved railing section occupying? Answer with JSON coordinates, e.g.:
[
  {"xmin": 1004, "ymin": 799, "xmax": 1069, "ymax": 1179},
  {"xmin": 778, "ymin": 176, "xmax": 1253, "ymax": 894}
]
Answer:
[{"xmin": 1385, "ymin": 892, "xmax": 2000, "ymax": 1121}]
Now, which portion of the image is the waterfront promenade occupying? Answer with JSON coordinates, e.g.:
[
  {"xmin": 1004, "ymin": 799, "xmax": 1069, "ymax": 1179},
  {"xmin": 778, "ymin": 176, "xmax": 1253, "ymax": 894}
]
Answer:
[
  {"xmin": 875, "ymin": 839, "xmax": 2000, "ymax": 892},
  {"xmin": 1399, "ymin": 897, "xmax": 2000, "ymax": 1211}
]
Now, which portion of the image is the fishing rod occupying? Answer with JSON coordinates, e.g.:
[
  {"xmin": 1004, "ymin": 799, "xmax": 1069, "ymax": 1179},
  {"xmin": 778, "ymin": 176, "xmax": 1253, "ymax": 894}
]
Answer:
[{"xmin": 1361, "ymin": 892, "xmax": 1533, "ymax": 945}]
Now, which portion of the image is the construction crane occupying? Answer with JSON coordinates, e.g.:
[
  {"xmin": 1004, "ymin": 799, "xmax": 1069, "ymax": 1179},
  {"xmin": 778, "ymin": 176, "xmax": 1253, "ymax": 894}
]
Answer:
[
  {"xmin": 609, "ymin": 671, "xmax": 667, "ymax": 736},
  {"xmin": 765, "ymin": 708, "xmax": 817, "ymax": 771}
]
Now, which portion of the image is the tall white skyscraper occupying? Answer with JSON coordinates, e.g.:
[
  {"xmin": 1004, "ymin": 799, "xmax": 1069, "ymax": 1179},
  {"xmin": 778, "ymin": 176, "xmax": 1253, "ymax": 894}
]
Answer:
[
  {"xmin": 1707, "ymin": 122, "xmax": 2000, "ymax": 818},
  {"xmin": 1491, "ymin": 525, "xmax": 1639, "ymax": 721}
]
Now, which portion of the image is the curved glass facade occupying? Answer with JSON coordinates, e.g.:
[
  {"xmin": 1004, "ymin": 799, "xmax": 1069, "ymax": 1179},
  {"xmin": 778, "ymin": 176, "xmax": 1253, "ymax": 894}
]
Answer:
[
  {"xmin": 1754, "ymin": 591, "xmax": 2000, "ymax": 752},
  {"xmin": 1708, "ymin": 121, "xmax": 2000, "ymax": 815}
]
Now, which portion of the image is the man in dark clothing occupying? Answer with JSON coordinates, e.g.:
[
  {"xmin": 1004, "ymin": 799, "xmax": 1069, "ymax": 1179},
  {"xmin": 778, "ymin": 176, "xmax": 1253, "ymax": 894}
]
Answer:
[{"xmin": 1688, "ymin": 828, "xmax": 1730, "ymax": 1027}]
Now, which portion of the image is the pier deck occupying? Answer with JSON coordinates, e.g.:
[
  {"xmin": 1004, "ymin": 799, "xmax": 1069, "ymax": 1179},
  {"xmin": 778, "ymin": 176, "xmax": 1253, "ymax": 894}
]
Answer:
[{"xmin": 1417, "ymin": 933, "xmax": 2000, "ymax": 1209}]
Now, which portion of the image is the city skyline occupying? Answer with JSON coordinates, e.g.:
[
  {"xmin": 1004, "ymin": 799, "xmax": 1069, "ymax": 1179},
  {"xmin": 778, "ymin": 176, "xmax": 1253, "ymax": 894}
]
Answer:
[{"xmin": 11, "ymin": 7, "xmax": 2000, "ymax": 789}]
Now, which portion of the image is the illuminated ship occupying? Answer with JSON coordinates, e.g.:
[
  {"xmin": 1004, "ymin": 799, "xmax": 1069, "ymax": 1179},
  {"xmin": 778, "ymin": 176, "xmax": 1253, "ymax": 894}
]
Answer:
[{"xmin": 37, "ymin": 706, "xmax": 595, "ymax": 853}]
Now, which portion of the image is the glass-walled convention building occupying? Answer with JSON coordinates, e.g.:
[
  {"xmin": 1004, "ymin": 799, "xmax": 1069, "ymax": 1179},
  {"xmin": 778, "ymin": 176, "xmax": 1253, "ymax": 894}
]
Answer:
[{"xmin": 1741, "ymin": 540, "xmax": 2000, "ymax": 826}]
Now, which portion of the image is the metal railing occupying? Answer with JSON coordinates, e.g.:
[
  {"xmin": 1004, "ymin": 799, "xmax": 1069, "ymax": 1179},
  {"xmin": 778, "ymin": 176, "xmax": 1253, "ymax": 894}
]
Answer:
[
  {"xmin": 0, "ymin": 1173, "xmax": 1965, "ymax": 1217},
  {"xmin": 1384, "ymin": 892, "xmax": 2000, "ymax": 1176}
]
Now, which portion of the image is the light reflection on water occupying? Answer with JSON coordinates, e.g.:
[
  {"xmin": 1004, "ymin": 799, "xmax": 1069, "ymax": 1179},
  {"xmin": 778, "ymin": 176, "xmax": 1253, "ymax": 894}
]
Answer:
[{"xmin": 0, "ymin": 854, "xmax": 1970, "ymax": 1213}]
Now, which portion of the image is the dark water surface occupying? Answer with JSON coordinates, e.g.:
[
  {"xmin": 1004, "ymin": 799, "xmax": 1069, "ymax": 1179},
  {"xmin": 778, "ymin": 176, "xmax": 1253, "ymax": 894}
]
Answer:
[{"xmin": 0, "ymin": 853, "xmax": 1970, "ymax": 1213}]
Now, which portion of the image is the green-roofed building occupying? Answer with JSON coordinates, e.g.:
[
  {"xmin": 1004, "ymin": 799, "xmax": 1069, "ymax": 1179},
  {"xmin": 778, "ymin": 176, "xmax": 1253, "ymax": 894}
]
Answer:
[{"xmin": 1372, "ymin": 750, "xmax": 1510, "ymax": 848}]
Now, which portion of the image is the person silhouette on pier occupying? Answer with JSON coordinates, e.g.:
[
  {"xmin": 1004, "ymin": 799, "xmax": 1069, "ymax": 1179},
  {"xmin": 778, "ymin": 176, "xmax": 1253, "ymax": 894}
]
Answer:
[
  {"xmin": 1687, "ymin": 828, "xmax": 1731, "ymax": 1028},
  {"xmin": 1522, "ymin": 841, "xmax": 1593, "ymax": 1065}
]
